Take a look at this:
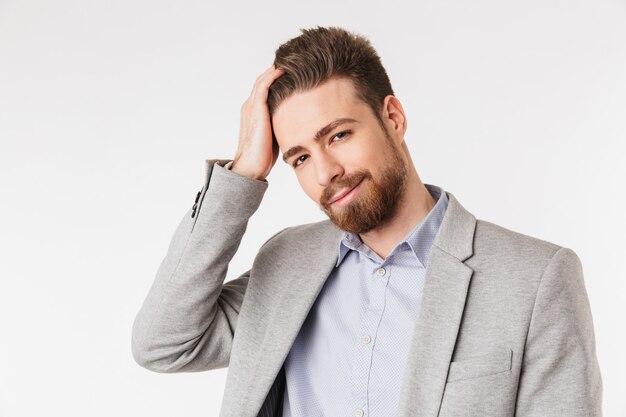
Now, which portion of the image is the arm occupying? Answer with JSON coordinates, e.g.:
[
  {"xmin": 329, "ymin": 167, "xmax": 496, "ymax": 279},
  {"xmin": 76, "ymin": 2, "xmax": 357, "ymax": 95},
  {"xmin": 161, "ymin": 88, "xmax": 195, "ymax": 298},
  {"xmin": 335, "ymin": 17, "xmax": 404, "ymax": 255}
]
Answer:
[
  {"xmin": 515, "ymin": 247, "xmax": 603, "ymax": 416},
  {"xmin": 132, "ymin": 64, "xmax": 286, "ymax": 373},
  {"xmin": 131, "ymin": 159, "xmax": 272, "ymax": 373}
]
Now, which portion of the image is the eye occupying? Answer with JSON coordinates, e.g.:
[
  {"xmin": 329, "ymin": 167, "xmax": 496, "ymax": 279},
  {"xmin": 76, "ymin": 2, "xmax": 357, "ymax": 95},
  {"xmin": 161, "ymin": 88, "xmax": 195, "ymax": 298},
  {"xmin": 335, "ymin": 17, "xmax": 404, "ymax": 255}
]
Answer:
[
  {"xmin": 293, "ymin": 130, "xmax": 351, "ymax": 169},
  {"xmin": 332, "ymin": 130, "xmax": 351, "ymax": 142},
  {"xmin": 293, "ymin": 154, "xmax": 308, "ymax": 168}
]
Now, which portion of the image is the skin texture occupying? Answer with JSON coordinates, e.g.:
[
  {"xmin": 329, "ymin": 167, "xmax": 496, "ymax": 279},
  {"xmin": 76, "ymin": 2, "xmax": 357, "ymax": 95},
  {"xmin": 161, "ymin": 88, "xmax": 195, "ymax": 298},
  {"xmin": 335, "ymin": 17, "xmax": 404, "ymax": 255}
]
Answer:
[
  {"xmin": 271, "ymin": 76, "xmax": 436, "ymax": 258},
  {"xmin": 231, "ymin": 65, "xmax": 285, "ymax": 181}
]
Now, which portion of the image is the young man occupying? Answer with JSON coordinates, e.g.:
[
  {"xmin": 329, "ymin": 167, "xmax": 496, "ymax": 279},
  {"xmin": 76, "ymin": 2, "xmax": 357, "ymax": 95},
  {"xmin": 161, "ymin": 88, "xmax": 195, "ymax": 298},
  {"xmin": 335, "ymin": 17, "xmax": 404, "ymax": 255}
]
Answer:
[{"xmin": 132, "ymin": 26, "xmax": 602, "ymax": 417}]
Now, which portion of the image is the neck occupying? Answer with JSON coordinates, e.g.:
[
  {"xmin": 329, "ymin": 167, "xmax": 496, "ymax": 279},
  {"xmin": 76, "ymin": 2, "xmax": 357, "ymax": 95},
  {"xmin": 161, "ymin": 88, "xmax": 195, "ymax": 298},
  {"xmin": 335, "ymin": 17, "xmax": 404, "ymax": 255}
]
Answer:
[{"xmin": 358, "ymin": 165, "xmax": 436, "ymax": 260}]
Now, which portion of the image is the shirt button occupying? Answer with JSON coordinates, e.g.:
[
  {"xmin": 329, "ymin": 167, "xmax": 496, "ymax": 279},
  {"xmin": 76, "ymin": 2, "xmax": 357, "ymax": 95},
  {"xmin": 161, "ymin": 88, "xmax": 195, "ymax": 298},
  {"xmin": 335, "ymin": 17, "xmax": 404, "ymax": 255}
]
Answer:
[
  {"xmin": 355, "ymin": 409, "xmax": 364, "ymax": 417},
  {"xmin": 362, "ymin": 335, "xmax": 371, "ymax": 344},
  {"xmin": 376, "ymin": 267, "xmax": 386, "ymax": 276}
]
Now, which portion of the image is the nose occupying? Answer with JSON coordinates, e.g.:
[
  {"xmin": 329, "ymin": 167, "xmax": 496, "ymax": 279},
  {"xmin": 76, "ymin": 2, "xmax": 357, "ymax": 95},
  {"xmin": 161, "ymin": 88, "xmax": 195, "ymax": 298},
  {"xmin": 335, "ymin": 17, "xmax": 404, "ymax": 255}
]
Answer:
[{"xmin": 315, "ymin": 154, "xmax": 343, "ymax": 187}]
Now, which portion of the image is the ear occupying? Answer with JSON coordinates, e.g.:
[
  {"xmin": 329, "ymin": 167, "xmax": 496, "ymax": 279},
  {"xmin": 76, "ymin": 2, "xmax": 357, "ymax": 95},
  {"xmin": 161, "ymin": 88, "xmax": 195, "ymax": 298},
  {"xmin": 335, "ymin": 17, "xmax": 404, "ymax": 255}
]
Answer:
[{"xmin": 381, "ymin": 95, "xmax": 407, "ymax": 145}]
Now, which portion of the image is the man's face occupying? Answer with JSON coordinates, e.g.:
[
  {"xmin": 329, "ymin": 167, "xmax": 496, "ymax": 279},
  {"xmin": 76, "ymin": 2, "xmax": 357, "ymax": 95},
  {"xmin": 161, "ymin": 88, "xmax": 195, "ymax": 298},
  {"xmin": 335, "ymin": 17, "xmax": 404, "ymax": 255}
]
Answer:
[{"xmin": 272, "ymin": 77, "xmax": 408, "ymax": 234}]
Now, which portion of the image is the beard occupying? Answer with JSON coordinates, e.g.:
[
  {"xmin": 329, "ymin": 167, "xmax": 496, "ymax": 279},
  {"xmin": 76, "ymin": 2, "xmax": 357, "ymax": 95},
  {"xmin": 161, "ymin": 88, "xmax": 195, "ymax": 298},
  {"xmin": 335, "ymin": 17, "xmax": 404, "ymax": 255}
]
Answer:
[{"xmin": 319, "ymin": 142, "xmax": 408, "ymax": 234}]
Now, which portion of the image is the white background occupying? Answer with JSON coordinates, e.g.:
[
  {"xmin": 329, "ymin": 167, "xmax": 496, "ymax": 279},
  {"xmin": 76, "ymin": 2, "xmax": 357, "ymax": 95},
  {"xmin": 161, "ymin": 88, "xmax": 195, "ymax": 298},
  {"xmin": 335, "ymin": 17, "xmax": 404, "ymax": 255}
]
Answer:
[{"xmin": 1, "ymin": 0, "xmax": 624, "ymax": 415}]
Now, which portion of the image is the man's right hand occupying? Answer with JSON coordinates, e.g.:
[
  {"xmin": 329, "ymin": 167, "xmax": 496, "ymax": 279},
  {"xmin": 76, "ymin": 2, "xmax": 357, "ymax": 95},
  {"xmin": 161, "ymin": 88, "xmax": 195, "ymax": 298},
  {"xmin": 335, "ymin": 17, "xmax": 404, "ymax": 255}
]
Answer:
[{"xmin": 231, "ymin": 65, "xmax": 285, "ymax": 181}]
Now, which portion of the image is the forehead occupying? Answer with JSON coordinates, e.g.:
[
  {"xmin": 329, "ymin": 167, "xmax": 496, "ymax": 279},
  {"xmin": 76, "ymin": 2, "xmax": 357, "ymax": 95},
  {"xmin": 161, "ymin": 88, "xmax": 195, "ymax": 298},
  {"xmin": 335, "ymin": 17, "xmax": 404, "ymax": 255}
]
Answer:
[{"xmin": 272, "ymin": 77, "xmax": 369, "ymax": 149}]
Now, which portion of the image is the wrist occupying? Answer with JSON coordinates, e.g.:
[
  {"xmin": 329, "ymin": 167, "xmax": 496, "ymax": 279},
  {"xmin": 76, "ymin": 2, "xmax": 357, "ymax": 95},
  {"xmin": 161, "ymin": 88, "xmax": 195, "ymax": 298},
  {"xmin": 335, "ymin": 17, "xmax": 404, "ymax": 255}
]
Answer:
[{"xmin": 230, "ymin": 160, "xmax": 266, "ymax": 181}]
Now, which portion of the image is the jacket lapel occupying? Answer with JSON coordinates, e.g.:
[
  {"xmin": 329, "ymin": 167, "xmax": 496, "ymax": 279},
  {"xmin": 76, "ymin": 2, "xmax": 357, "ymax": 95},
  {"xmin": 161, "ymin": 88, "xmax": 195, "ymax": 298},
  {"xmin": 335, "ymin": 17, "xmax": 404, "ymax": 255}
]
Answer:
[
  {"xmin": 244, "ymin": 191, "xmax": 476, "ymax": 417},
  {"xmin": 397, "ymin": 191, "xmax": 477, "ymax": 417},
  {"xmin": 245, "ymin": 220, "xmax": 344, "ymax": 417}
]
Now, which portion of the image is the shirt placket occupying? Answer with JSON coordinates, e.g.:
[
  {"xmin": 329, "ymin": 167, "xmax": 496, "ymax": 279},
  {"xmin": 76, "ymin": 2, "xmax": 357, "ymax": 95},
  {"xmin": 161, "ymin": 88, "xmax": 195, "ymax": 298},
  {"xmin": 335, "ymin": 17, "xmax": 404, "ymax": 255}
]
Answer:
[{"xmin": 350, "ymin": 253, "xmax": 392, "ymax": 417}]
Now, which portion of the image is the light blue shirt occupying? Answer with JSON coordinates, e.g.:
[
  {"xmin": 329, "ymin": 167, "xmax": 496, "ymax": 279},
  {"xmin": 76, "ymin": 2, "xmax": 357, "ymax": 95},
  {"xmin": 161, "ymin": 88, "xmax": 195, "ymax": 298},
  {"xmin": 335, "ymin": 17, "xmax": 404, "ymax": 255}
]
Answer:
[{"xmin": 281, "ymin": 184, "xmax": 449, "ymax": 417}]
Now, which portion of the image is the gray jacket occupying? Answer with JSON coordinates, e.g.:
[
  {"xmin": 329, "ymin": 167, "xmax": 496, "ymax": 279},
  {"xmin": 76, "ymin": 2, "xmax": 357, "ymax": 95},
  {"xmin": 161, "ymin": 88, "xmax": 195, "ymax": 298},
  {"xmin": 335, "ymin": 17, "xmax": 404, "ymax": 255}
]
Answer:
[{"xmin": 132, "ymin": 159, "xmax": 602, "ymax": 417}]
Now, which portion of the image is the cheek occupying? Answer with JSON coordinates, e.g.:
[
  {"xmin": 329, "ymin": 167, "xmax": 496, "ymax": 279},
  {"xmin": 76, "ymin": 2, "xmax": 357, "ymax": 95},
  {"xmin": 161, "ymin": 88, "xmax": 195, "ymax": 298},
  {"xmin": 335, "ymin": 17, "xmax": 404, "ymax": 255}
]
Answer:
[{"xmin": 341, "ymin": 138, "xmax": 377, "ymax": 166}]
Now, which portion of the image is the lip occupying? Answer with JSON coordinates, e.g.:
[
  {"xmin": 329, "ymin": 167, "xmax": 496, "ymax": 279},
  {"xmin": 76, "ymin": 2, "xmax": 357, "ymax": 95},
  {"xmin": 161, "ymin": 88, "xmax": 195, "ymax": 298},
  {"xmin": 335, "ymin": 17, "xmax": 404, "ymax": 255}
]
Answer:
[{"xmin": 329, "ymin": 179, "xmax": 364, "ymax": 206}]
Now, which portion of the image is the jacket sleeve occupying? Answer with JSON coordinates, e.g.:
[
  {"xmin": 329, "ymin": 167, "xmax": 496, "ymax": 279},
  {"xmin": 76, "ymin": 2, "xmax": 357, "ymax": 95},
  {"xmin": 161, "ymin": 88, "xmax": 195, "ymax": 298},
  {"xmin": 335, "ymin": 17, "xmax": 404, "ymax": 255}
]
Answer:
[
  {"xmin": 515, "ymin": 247, "xmax": 603, "ymax": 416},
  {"xmin": 131, "ymin": 158, "xmax": 277, "ymax": 373}
]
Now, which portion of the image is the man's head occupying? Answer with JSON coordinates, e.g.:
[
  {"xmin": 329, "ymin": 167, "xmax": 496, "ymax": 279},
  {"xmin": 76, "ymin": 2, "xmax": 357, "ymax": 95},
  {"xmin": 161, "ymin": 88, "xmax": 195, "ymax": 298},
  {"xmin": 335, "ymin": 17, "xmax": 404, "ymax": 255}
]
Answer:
[
  {"xmin": 269, "ymin": 26, "xmax": 394, "ymax": 135},
  {"xmin": 269, "ymin": 26, "xmax": 411, "ymax": 234}
]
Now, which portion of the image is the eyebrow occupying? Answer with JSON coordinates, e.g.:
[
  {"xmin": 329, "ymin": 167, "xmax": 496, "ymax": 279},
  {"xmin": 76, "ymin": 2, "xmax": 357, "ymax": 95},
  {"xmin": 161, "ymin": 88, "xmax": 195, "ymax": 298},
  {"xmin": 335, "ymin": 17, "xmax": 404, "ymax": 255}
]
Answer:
[{"xmin": 282, "ymin": 117, "xmax": 358, "ymax": 164}]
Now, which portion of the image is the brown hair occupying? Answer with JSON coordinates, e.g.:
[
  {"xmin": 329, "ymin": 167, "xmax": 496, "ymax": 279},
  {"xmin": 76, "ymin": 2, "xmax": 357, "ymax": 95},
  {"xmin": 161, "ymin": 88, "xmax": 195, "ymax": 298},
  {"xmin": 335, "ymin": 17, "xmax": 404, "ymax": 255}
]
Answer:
[{"xmin": 268, "ymin": 26, "xmax": 395, "ymax": 132}]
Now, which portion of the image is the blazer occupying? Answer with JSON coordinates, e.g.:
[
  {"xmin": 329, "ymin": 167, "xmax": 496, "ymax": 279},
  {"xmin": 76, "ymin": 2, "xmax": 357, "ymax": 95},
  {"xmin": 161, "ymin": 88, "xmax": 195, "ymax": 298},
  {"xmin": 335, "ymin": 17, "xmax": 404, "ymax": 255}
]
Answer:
[{"xmin": 131, "ymin": 159, "xmax": 602, "ymax": 417}]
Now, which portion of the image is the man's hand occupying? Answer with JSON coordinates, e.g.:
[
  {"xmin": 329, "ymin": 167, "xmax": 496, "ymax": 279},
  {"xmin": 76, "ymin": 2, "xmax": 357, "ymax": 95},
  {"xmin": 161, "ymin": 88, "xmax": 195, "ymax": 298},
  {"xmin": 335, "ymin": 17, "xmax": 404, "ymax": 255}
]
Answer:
[{"xmin": 231, "ymin": 65, "xmax": 285, "ymax": 181}]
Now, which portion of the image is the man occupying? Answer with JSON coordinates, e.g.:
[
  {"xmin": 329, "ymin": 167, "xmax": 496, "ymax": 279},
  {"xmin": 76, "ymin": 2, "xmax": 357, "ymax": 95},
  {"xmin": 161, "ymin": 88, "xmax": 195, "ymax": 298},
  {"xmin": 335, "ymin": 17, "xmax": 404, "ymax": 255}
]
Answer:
[{"xmin": 131, "ymin": 26, "xmax": 602, "ymax": 417}]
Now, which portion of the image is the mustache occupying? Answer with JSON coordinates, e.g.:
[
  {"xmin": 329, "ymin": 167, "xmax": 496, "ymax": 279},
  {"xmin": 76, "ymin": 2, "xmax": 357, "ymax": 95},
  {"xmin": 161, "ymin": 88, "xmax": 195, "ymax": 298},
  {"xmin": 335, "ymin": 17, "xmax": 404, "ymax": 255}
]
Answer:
[{"xmin": 320, "ymin": 170, "xmax": 372, "ymax": 207}]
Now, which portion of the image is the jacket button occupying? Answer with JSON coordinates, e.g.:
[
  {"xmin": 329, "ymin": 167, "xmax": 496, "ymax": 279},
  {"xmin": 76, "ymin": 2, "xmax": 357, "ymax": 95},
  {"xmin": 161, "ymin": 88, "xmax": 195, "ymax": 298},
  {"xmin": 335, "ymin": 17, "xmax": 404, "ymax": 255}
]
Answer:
[{"xmin": 191, "ymin": 190, "xmax": 201, "ymax": 218}]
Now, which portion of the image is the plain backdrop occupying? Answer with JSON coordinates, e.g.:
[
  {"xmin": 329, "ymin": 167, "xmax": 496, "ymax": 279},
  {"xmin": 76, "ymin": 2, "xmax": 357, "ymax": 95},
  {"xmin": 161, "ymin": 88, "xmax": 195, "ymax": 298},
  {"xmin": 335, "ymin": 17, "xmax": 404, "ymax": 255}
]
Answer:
[{"xmin": 1, "ymin": 0, "xmax": 625, "ymax": 416}]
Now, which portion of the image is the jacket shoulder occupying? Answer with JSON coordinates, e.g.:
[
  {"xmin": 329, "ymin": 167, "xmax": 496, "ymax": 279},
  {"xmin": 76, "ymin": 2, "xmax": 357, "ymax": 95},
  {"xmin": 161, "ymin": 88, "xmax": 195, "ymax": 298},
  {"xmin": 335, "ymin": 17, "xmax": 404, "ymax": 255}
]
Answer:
[
  {"xmin": 472, "ymin": 219, "xmax": 564, "ymax": 269},
  {"xmin": 257, "ymin": 219, "xmax": 341, "ymax": 255},
  {"xmin": 467, "ymin": 219, "xmax": 578, "ymax": 309}
]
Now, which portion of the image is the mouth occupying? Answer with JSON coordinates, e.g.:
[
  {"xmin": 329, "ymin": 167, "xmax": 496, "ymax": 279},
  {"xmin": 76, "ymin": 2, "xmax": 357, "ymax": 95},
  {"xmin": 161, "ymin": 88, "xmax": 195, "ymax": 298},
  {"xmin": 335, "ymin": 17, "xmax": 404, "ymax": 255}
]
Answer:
[{"xmin": 329, "ymin": 179, "xmax": 364, "ymax": 207}]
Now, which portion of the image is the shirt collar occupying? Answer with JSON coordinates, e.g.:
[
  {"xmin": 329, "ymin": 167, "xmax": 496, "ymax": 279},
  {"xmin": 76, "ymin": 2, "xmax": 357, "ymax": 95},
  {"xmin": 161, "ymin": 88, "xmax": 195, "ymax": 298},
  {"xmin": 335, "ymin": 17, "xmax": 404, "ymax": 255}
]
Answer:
[{"xmin": 335, "ymin": 184, "xmax": 449, "ymax": 268}]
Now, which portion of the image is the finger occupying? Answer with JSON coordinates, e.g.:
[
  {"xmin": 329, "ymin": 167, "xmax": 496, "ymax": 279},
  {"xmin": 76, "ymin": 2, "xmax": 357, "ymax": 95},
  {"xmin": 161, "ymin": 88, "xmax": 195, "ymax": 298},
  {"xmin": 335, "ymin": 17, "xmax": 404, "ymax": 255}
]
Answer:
[
  {"xmin": 255, "ymin": 65, "xmax": 275, "ymax": 81},
  {"xmin": 251, "ymin": 68, "xmax": 285, "ymax": 102},
  {"xmin": 258, "ymin": 65, "xmax": 285, "ymax": 81},
  {"xmin": 250, "ymin": 66, "xmax": 283, "ymax": 97}
]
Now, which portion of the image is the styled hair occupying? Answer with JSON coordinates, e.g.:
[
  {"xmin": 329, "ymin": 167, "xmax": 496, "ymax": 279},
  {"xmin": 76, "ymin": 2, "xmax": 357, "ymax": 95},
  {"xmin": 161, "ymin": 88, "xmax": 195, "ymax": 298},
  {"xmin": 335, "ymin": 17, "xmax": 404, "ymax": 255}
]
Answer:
[{"xmin": 268, "ymin": 26, "xmax": 394, "ymax": 132}]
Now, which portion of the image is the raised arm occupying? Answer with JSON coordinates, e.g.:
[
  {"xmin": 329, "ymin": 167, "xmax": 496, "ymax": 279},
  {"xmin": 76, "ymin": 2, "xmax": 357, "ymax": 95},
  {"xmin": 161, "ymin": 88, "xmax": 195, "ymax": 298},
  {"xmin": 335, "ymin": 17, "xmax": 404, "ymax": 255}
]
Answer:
[
  {"xmin": 131, "ymin": 65, "xmax": 285, "ymax": 373},
  {"xmin": 131, "ymin": 159, "xmax": 269, "ymax": 372}
]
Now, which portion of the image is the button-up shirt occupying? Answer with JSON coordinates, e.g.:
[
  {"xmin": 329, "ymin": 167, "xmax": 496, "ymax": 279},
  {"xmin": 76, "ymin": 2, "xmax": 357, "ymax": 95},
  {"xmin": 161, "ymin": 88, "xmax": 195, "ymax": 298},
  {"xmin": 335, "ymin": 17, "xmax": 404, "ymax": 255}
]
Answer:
[{"xmin": 281, "ymin": 184, "xmax": 449, "ymax": 417}]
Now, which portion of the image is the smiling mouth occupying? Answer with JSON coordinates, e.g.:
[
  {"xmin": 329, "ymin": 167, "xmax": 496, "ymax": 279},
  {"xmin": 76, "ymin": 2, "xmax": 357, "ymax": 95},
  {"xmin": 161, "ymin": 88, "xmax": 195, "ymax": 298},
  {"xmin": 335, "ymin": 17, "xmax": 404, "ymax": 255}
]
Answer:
[{"xmin": 329, "ymin": 179, "xmax": 364, "ymax": 206}]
